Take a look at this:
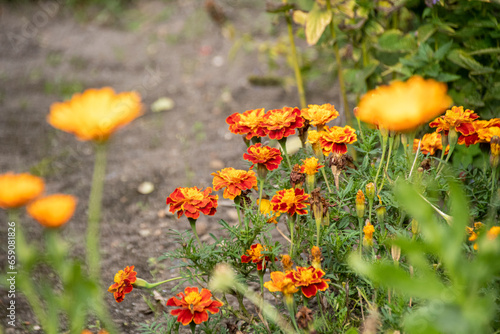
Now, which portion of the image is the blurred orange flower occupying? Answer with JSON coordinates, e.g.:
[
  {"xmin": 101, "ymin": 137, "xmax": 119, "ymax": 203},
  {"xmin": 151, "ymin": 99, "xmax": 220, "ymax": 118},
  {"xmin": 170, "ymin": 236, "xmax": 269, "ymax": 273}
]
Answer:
[
  {"xmin": 271, "ymin": 188, "xmax": 310, "ymax": 216},
  {"xmin": 288, "ymin": 266, "xmax": 329, "ymax": 298},
  {"xmin": 27, "ymin": 194, "xmax": 77, "ymax": 228},
  {"xmin": 261, "ymin": 107, "xmax": 304, "ymax": 140},
  {"xmin": 166, "ymin": 287, "xmax": 223, "ymax": 326},
  {"xmin": 300, "ymin": 157, "xmax": 324, "ymax": 175},
  {"xmin": 166, "ymin": 187, "xmax": 218, "ymax": 219},
  {"xmin": 226, "ymin": 108, "xmax": 266, "ymax": 140},
  {"xmin": 0, "ymin": 172, "xmax": 45, "ymax": 209},
  {"xmin": 363, "ymin": 221, "xmax": 375, "ymax": 246},
  {"xmin": 487, "ymin": 226, "xmax": 500, "ymax": 240},
  {"xmin": 357, "ymin": 76, "xmax": 452, "ymax": 132},
  {"xmin": 301, "ymin": 103, "xmax": 338, "ymax": 128},
  {"xmin": 319, "ymin": 125, "xmax": 357, "ymax": 155},
  {"xmin": 241, "ymin": 243, "xmax": 274, "ymax": 271},
  {"xmin": 48, "ymin": 87, "xmax": 142, "ymax": 142},
  {"xmin": 413, "ymin": 132, "xmax": 449, "ymax": 155},
  {"xmin": 108, "ymin": 265, "xmax": 137, "ymax": 303},
  {"xmin": 243, "ymin": 143, "xmax": 282, "ymax": 171},
  {"xmin": 264, "ymin": 271, "xmax": 299, "ymax": 301},
  {"xmin": 212, "ymin": 168, "xmax": 257, "ymax": 200},
  {"xmin": 429, "ymin": 106, "xmax": 479, "ymax": 136}
]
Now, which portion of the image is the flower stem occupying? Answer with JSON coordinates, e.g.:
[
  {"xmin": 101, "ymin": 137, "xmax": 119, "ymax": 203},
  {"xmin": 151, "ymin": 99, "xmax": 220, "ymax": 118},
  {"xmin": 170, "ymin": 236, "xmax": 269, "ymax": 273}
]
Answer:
[
  {"xmin": 285, "ymin": 298, "xmax": 300, "ymax": 334},
  {"xmin": 188, "ymin": 218, "xmax": 202, "ymax": 247},
  {"xmin": 374, "ymin": 130, "xmax": 388, "ymax": 189},
  {"xmin": 234, "ymin": 196, "xmax": 245, "ymax": 231},
  {"xmin": 288, "ymin": 214, "xmax": 296, "ymax": 257},
  {"xmin": 279, "ymin": 138, "xmax": 292, "ymax": 171},
  {"xmin": 258, "ymin": 178, "xmax": 264, "ymax": 211},
  {"xmin": 358, "ymin": 217, "xmax": 364, "ymax": 255},
  {"xmin": 87, "ymin": 141, "xmax": 107, "ymax": 281},
  {"xmin": 378, "ymin": 135, "xmax": 394, "ymax": 195},
  {"xmin": 320, "ymin": 167, "xmax": 332, "ymax": 193},
  {"xmin": 258, "ymin": 270, "xmax": 265, "ymax": 297}
]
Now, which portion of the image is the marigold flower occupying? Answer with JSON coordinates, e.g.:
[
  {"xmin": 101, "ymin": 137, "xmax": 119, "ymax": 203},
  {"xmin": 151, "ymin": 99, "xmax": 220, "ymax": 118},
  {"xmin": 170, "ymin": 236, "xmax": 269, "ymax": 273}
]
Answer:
[
  {"xmin": 166, "ymin": 287, "xmax": 223, "ymax": 326},
  {"xmin": 241, "ymin": 243, "xmax": 274, "ymax": 271},
  {"xmin": 413, "ymin": 132, "xmax": 449, "ymax": 155},
  {"xmin": 319, "ymin": 125, "xmax": 357, "ymax": 156},
  {"xmin": 301, "ymin": 103, "xmax": 339, "ymax": 128},
  {"xmin": 288, "ymin": 266, "xmax": 329, "ymax": 298},
  {"xmin": 264, "ymin": 271, "xmax": 299, "ymax": 302},
  {"xmin": 0, "ymin": 172, "xmax": 45, "ymax": 209},
  {"xmin": 108, "ymin": 265, "xmax": 137, "ymax": 303},
  {"xmin": 356, "ymin": 76, "xmax": 451, "ymax": 132},
  {"xmin": 257, "ymin": 198, "xmax": 281, "ymax": 224},
  {"xmin": 487, "ymin": 226, "xmax": 500, "ymax": 240},
  {"xmin": 27, "ymin": 194, "xmax": 77, "ymax": 228},
  {"xmin": 226, "ymin": 108, "xmax": 266, "ymax": 140},
  {"xmin": 271, "ymin": 188, "xmax": 310, "ymax": 216},
  {"xmin": 355, "ymin": 190, "xmax": 365, "ymax": 218},
  {"xmin": 243, "ymin": 143, "xmax": 283, "ymax": 172},
  {"xmin": 300, "ymin": 157, "xmax": 324, "ymax": 175},
  {"xmin": 166, "ymin": 187, "xmax": 218, "ymax": 219},
  {"xmin": 261, "ymin": 107, "xmax": 304, "ymax": 140},
  {"xmin": 48, "ymin": 87, "xmax": 142, "ymax": 142},
  {"xmin": 363, "ymin": 221, "xmax": 375, "ymax": 246},
  {"xmin": 281, "ymin": 254, "xmax": 294, "ymax": 272},
  {"xmin": 429, "ymin": 106, "xmax": 479, "ymax": 136},
  {"xmin": 212, "ymin": 168, "xmax": 257, "ymax": 200},
  {"xmin": 477, "ymin": 121, "xmax": 500, "ymax": 143},
  {"xmin": 307, "ymin": 130, "xmax": 324, "ymax": 157}
]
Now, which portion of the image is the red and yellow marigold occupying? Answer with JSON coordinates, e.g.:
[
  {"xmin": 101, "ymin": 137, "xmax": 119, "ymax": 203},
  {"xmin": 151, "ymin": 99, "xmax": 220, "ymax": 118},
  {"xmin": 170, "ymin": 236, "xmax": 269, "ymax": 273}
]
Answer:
[
  {"xmin": 48, "ymin": 87, "xmax": 143, "ymax": 142},
  {"xmin": 0, "ymin": 172, "xmax": 45, "ymax": 209},
  {"xmin": 226, "ymin": 108, "xmax": 266, "ymax": 140},
  {"xmin": 319, "ymin": 125, "xmax": 357, "ymax": 156},
  {"xmin": 288, "ymin": 266, "xmax": 329, "ymax": 298},
  {"xmin": 413, "ymin": 132, "xmax": 449, "ymax": 155},
  {"xmin": 27, "ymin": 194, "xmax": 78, "ymax": 228},
  {"xmin": 241, "ymin": 243, "xmax": 274, "ymax": 271},
  {"xmin": 429, "ymin": 106, "xmax": 479, "ymax": 136},
  {"xmin": 212, "ymin": 167, "xmax": 257, "ymax": 200},
  {"xmin": 166, "ymin": 187, "xmax": 218, "ymax": 219},
  {"xmin": 264, "ymin": 271, "xmax": 299, "ymax": 304},
  {"xmin": 261, "ymin": 107, "xmax": 304, "ymax": 140},
  {"xmin": 166, "ymin": 287, "xmax": 223, "ymax": 326},
  {"xmin": 108, "ymin": 265, "xmax": 137, "ymax": 303},
  {"xmin": 301, "ymin": 103, "xmax": 339, "ymax": 128},
  {"xmin": 257, "ymin": 198, "xmax": 281, "ymax": 224},
  {"xmin": 243, "ymin": 143, "xmax": 283, "ymax": 171},
  {"xmin": 271, "ymin": 188, "xmax": 310, "ymax": 216}
]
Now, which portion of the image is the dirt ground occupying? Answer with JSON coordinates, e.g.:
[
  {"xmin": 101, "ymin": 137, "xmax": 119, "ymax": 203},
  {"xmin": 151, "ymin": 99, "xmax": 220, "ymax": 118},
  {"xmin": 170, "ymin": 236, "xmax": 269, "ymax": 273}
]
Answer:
[{"xmin": 0, "ymin": 1, "xmax": 340, "ymax": 332}]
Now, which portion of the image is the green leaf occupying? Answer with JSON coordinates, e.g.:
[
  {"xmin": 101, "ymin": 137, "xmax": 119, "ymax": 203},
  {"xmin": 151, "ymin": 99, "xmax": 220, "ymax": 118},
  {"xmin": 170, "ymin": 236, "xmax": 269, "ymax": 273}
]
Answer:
[
  {"xmin": 435, "ymin": 72, "xmax": 461, "ymax": 82},
  {"xmin": 418, "ymin": 24, "xmax": 436, "ymax": 44},
  {"xmin": 305, "ymin": 3, "xmax": 332, "ymax": 46},
  {"xmin": 447, "ymin": 49, "xmax": 485, "ymax": 71},
  {"xmin": 434, "ymin": 41, "xmax": 453, "ymax": 61},
  {"xmin": 377, "ymin": 29, "xmax": 417, "ymax": 53},
  {"xmin": 469, "ymin": 47, "xmax": 500, "ymax": 56}
]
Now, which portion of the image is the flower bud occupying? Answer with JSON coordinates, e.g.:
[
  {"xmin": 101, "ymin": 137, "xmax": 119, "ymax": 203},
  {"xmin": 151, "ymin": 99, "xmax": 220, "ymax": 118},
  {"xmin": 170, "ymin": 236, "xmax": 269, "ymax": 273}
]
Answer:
[
  {"xmin": 355, "ymin": 190, "xmax": 365, "ymax": 218},
  {"xmin": 363, "ymin": 220, "xmax": 375, "ymax": 247},
  {"xmin": 411, "ymin": 219, "xmax": 419, "ymax": 235},
  {"xmin": 391, "ymin": 244, "xmax": 401, "ymax": 263},
  {"xmin": 490, "ymin": 136, "xmax": 500, "ymax": 168},
  {"xmin": 376, "ymin": 206, "xmax": 386, "ymax": 225},
  {"xmin": 365, "ymin": 183, "xmax": 375, "ymax": 201}
]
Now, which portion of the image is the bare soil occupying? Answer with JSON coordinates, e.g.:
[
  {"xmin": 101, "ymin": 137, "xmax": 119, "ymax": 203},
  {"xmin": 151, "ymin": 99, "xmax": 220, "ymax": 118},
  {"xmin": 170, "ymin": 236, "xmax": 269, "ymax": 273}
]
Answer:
[{"xmin": 0, "ymin": 1, "xmax": 339, "ymax": 332}]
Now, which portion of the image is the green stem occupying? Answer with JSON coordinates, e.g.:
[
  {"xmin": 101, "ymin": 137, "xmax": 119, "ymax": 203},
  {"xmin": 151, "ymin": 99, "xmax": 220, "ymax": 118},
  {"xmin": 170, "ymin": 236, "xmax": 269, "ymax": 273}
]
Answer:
[
  {"xmin": 234, "ymin": 196, "xmax": 245, "ymax": 232},
  {"xmin": 190, "ymin": 321, "xmax": 196, "ymax": 334},
  {"xmin": 327, "ymin": 0, "xmax": 351, "ymax": 125},
  {"xmin": 258, "ymin": 178, "xmax": 265, "ymax": 212},
  {"xmin": 286, "ymin": 298, "xmax": 300, "ymax": 334},
  {"xmin": 358, "ymin": 217, "xmax": 364, "ymax": 256},
  {"xmin": 279, "ymin": 138, "xmax": 292, "ymax": 170},
  {"xmin": 283, "ymin": 0, "xmax": 306, "ymax": 109},
  {"xmin": 87, "ymin": 142, "xmax": 108, "ymax": 281},
  {"xmin": 491, "ymin": 167, "xmax": 498, "ymax": 198},
  {"xmin": 320, "ymin": 167, "xmax": 332, "ymax": 193},
  {"xmin": 374, "ymin": 131, "xmax": 388, "ymax": 188},
  {"xmin": 188, "ymin": 218, "xmax": 202, "ymax": 247},
  {"xmin": 258, "ymin": 270, "xmax": 265, "ymax": 297},
  {"xmin": 378, "ymin": 135, "xmax": 394, "ymax": 194},
  {"xmin": 288, "ymin": 214, "xmax": 296, "ymax": 257}
]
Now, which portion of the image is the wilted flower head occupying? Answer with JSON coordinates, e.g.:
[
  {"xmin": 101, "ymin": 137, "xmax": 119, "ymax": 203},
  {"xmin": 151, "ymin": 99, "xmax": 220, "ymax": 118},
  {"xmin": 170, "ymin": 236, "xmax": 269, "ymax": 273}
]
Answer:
[
  {"xmin": 166, "ymin": 287, "xmax": 223, "ymax": 326},
  {"xmin": 288, "ymin": 266, "xmax": 330, "ymax": 298},
  {"xmin": 311, "ymin": 246, "xmax": 323, "ymax": 269},
  {"xmin": 48, "ymin": 87, "xmax": 142, "ymax": 142},
  {"xmin": 211, "ymin": 168, "xmax": 257, "ymax": 200},
  {"xmin": 226, "ymin": 108, "xmax": 266, "ymax": 140},
  {"xmin": 356, "ymin": 76, "xmax": 452, "ymax": 132},
  {"xmin": 319, "ymin": 125, "xmax": 357, "ymax": 156},
  {"xmin": 27, "ymin": 194, "xmax": 77, "ymax": 228},
  {"xmin": 281, "ymin": 254, "xmax": 294, "ymax": 272},
  {"xmin": 0, "ymin": 172, "xmax": 45, "ymax": 209},
  {"xmin": 414, "ymin": 132, "xmax": 449, "ymax": 155},
  {"xmin": 241, "ymin": 243, "xmax": 274, "ymax": 271},
  {"xmin": 108, "ymin": 265, "xmax": 137, "ymax": 303},
  {"xmin": 271, "ymin": 188, "xmax": 310, "ymax": 216},
  {"xmin": 301, "ymin": 103, "xmax": 339, "ymax": 128},
  {"xmin": 261, "ymin": 107, "xmax": 304, "ymax": 140},
  {"xmin": 166, "ymin": 186, "xmax": 218, "ymax": 219},
  {"xmin": 429, "ymin": 106, "xmax": 479, "ymax": 136},
  {"xmin": 290, "ymin": 164, "xmax": 306, "ymax": 189}
]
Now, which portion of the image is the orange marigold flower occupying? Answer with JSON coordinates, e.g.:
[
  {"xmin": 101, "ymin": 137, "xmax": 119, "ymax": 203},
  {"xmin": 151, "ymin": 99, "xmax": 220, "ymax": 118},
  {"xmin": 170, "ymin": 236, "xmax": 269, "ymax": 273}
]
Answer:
[
  {"xmin": 108, "ymin": 265, "xmax": 137, "ymax": 303},
  {"xmin": 301, "ymin": 103, "xmax": 339, "ymax": 128},
  {"xmin": 300, "ymin": 157, "xmax": 324, "ymax": 175},
  {"xmin": 477, "ymin": 121, "xmax": 500, "ymax": 143},
  {"xmin": 287, "ymin": 266, "xmax": 329, "ymax": 298},
  {"xmin": 166, "ymin": 187, "xmax": 218, "ymax": 219},
  {"xmin": 261, "ymin": 107, "xmax": 304, "ymax": 140},
  {"xmin": 0, "ymin": 172, "xmax": 45, "ymax": 209},
  {"xmin": 243, "ymin": 143, "xmax": 283, "ymax": 171},
  {"xmin": 264, "ymin": 271, "xmax": 299, "ymax": 301},
  {"xmin": 413, "ymin": 132, "xmax": 449, "ymax": 155},
  {"xmin": 166, "ymin": 287, "xmax": 223, "ymax": 326},
  {"xmin": 363, "ymin": 221, "xmax": 375, "ymax": 246},
  {"xmin": 27, "ymin": 194, "xmax": 77, "ymax": 228},
  {"xmin": 226, "ymin": 108, "xmax": 266, "ymax": 140},
  {"xmin": 357, "ymin": 76, "xmax": 452, "ymax": 132},
  {"xmin": 355, "ymin": 190, "xmax": 365, "ymax": 218},
  {"xmin": 257, "ymin": 198, "xmax": 281, "ymax": 224},
  {"xmin": 241, "ymin": 243, "xmax": 274, "ymax": 271},
  {"xmin": 487, "ymin": 226, "xmax": 500, "ymax": 240},
  {"xmin": 212, "ymin": 167, "xmax": 257, "ymax": 200},
  {"xmin": 48, "ymin": 87, "xmax": 142, "ymax": 142},
  {"xmin": 271, "ymin": 188, "xmax": 310, "ymax": 216},
  {"xmin": 429, "ymin": 106, "xmax": 479, "ymax": 136},
  {"xmin": 319, "ymin": 125, "xmax": 357, "ymax": 156}
]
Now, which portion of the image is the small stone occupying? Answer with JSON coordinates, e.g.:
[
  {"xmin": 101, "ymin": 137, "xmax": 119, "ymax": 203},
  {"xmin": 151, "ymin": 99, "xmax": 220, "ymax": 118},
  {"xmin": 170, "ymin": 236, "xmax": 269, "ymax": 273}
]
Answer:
[
  {"xmin": 151, "ymin": 97, "xmax": 175, "ymax": 113},
  {"xmin": 209, "ymin": 159, "xmax": 225, "ymax": 170},
  {"xmin": 212, "ymin": 55, "xmax": 224, "ymax": 67},
  {"xmin": 196, "ymin": 219, "xmax": 208, "ymax": 235},
  {"xmin": 33, "ymin": 325, "xmax": 41, "ymax": 331},
  {"xmin": 137, "ymin": 181, "xmax": 155, "ymax": 195},
  {"xmin": 226, "ymin": 208, "xmax": 239, "ymax": 221},
  {"xmin": 157, "ymin": 209, "xmax": 166, "ymax": 218},
  {"xmin": 139, "ymin": 229, "xmax": 151, "ymax": 237}
]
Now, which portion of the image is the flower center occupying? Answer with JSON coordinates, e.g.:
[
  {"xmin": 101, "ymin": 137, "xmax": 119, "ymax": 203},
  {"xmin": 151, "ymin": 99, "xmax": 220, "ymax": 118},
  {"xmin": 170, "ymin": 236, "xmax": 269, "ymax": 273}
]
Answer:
[
  {"xmin": 183, "ymin": 188, "xmax": 204, "ymax": 201},
  {"xmin": 185, "ymin": 291, "xmax": 202, "ymax": 312}
]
